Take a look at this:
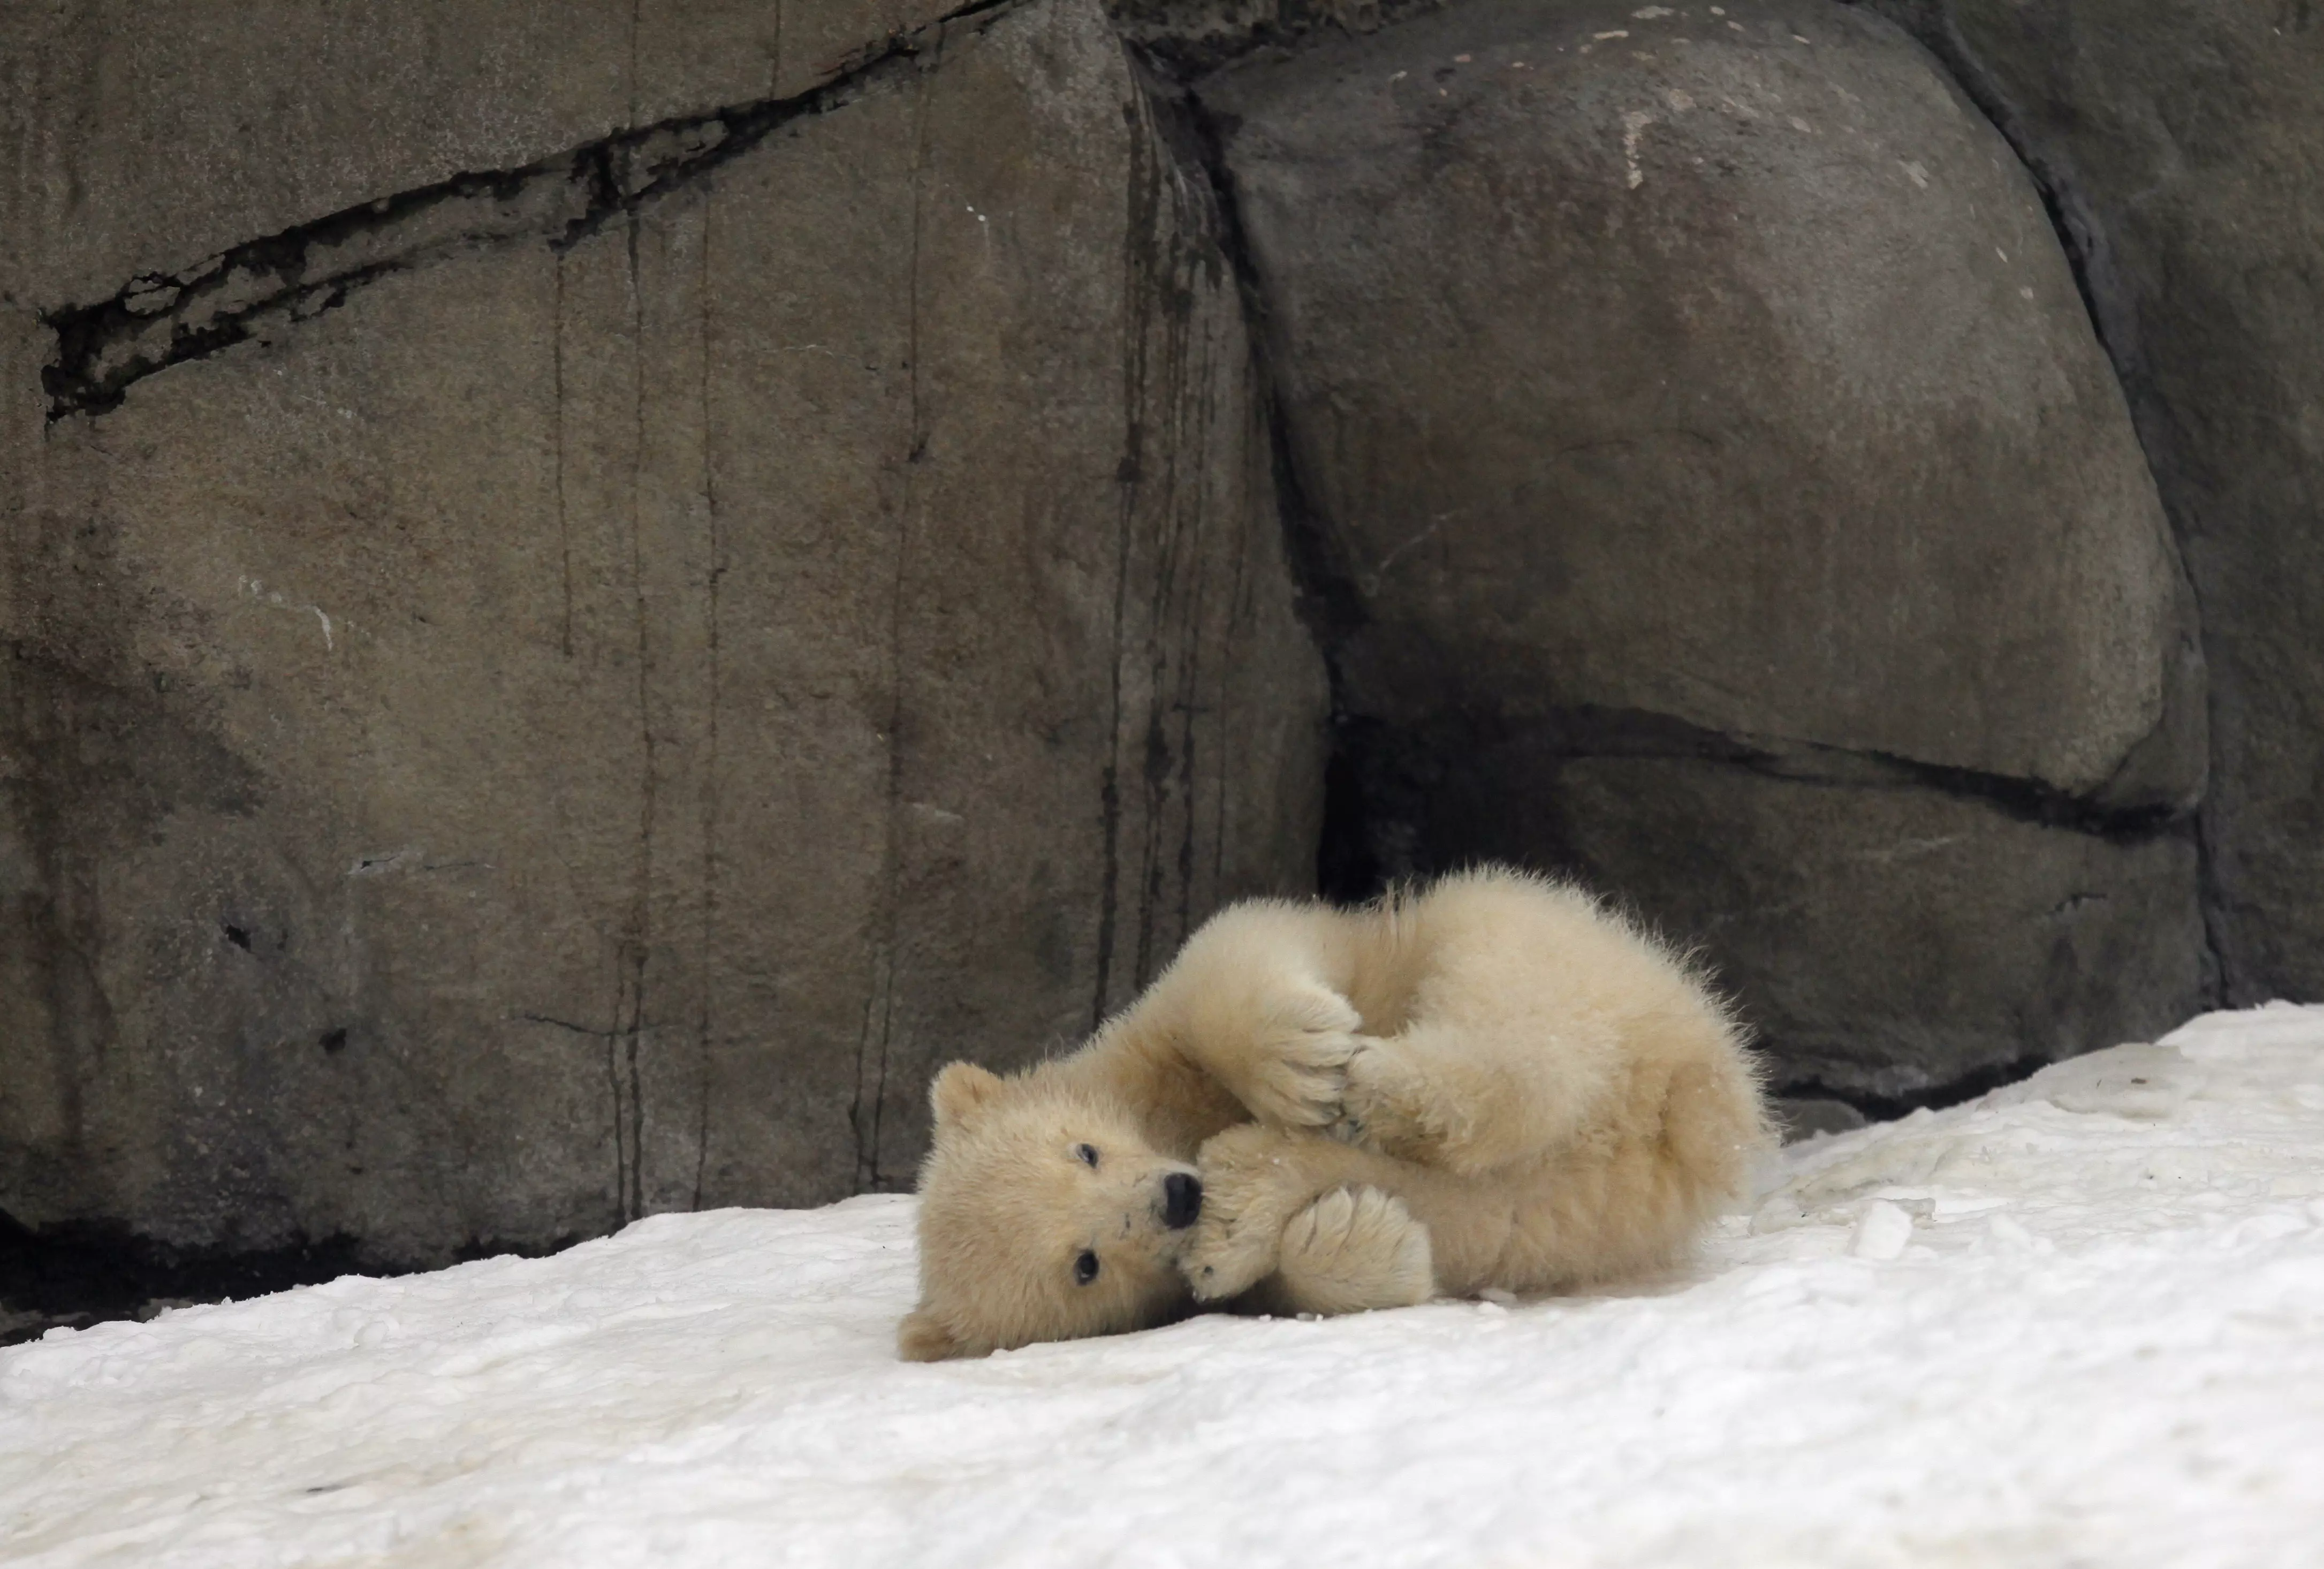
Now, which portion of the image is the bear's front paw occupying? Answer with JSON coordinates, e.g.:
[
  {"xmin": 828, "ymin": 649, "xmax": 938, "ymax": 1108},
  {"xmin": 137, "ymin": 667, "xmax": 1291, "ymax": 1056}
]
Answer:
[
  {"xmin": 1231, "ymin": 986, "xmax": 1367, "ymax": 1130},
  {"xmin": 1182, "ymin": 1124, "xmax": 1310, "ymax": 1302},
  {"xmin": 1330, "ymin": 1038, "xmax": 1443, "ymax": 1160},
  {"xmin": 1273, "ymin": 1187, "xmax": 1434, "ymax": 1316}
]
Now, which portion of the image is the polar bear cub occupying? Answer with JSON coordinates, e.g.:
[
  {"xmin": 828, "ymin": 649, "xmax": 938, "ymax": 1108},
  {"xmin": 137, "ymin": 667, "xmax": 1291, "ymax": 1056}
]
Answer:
[{"xmin": 899, "ymin": 866, "xmax": 1767, "ymax": 1360}]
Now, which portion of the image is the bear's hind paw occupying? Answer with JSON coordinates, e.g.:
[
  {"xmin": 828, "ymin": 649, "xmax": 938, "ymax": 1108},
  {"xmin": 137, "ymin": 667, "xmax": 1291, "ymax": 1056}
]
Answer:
[{"xmin": 1272, "ymin": 1186, "xmax": 1435, "ymax": 1316}]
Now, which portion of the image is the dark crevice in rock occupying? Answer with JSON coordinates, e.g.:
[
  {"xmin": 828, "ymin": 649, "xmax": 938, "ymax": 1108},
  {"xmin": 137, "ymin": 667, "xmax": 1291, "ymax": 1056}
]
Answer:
[
  {"xmin": 1849, "ymin": 0, "xmax": 2229, "ymax": 1007},
  {"xmin": 0, "ymin": 1207, "xmax": 581, "ymax": 1346},
  {"xmin": 1131, "ymin": 59, "xmax": 1377, "ymax": 905},
  {"xmin": 1844, "ymin": 4, "xmax": 2143, "ymax": 385},
  {"xmin": 2192, "ymin": 805, "xmax": 2241, "ymax": 1006},
  {"xmin": 1321, "ymin": 701, "xmax": 2194, "ymax": 903},
  {"xmin": 1851, "ymin": 4, "xmax": 2135, "ymax": 381},
  {"xmin": 1135, "ymin": 64, "xmax": 1370, "ymax": 650},
  {"xmin": 39, "ymin": 0, "xmax": 1029, "ymax": 422},
  {"xmin": 1111, "ymin": 0, "xmax": 1449, "ymax": 82},
  {"xmin": 1769, "ymin": 1043, "xmax": 2062, "ymax": 1125}
]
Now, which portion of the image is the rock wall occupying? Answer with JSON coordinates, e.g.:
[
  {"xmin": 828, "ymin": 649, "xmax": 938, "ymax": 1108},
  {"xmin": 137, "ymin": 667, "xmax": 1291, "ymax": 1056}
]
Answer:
[
  {"xmin": 4, "ymin": 0, "xmax": 2320, "ymax": 1296},
  {"xmin": 1, "ymin": 0, "xmax": 1326, "ymax": 1271}
]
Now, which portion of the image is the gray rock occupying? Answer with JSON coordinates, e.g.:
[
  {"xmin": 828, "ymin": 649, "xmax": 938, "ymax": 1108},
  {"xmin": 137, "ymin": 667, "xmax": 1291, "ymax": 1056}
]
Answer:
[
  {"xmin": 1201, "ymin": 0, "xmax": 2201, "ymax": 804},
  {"xmin": 1773, "ymin": 1096, "xmax": 1869, "ymax": 1143},
  {"xmin": 1860, "ymin": 1, "xmax": 2324, "ymax": 1002},
  {"xmin": 0, "ymin": 0, "xmax": 1325, "ymax": 1262}
]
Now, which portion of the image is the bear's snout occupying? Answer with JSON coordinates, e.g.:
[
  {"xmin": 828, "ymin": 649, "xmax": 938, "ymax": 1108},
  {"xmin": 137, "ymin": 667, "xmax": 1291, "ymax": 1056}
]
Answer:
[{"xmin": 1160, "ymin": 1171, "xmax": 1203, "ymax": 1230}]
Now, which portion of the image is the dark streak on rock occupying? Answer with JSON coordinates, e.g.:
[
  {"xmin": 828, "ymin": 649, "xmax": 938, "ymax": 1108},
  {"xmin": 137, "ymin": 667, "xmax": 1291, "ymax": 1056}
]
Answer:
[
  {"xmin": 37, "ymin": 0, "xmax": 1030, "ymax": 422},
  {"xmin": 694, "ymin": 193, "xmax": 721, "ymax": 1215},
  {"xmin": 515, "ymin": 1011, "xmax": 622, "ymax": 1037},
  {"xmin": 1136, "ymin": 66, "xmax": 1377, "ymax": 913},
  {"xmin": 1781, "ymin": 1043, "xmax": 2064, "ymax": 1124},
  {"xmin": 1845, "ymin": 0, "xmax": 2227, "ymax": 1004},
  {"xmin": 1113, "ymin": 0, "xmax": 1452, "ymax": 81},
  {"xmin": 0, "ymin": 1206, "xmax": 581, "ymax": 1346}
]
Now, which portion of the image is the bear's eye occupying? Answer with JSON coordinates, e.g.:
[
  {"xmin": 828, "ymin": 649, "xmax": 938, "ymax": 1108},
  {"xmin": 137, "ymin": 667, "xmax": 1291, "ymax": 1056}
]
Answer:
[
  {"xmin": 1074, "ymin": 1142, "xmax": 1100, "ymax": 1168},
  {"xmin": 1073, "ymin": 1249, "xmax": 1100, "ymax": 1285}
]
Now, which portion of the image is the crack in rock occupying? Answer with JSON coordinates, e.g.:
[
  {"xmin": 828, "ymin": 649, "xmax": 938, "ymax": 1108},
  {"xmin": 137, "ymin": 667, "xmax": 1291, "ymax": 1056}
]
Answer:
[{"xmin": 38, "ymin": 0, "xmax": 1028, "ymax": 422}]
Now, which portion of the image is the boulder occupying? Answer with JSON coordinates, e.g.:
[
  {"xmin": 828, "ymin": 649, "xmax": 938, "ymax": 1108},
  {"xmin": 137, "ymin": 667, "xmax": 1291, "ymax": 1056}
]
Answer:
[
  {"xmin": 1203, "ymin": 0, "xmax": 2206, "ymax": 1094},
  {"xmin": 0, "ymin": 0, "xmax": 1325, "ymax": 1266},
  {"xmin": 1863, "ymin": 0, "xmax": 2324, "ymax": 1004}
]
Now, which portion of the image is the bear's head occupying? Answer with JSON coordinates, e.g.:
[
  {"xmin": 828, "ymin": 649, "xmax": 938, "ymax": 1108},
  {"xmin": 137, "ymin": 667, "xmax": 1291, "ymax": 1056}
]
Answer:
[{"xmin": 899, "ymin": 1062, "xmax": 1205, "ymax": 1360}]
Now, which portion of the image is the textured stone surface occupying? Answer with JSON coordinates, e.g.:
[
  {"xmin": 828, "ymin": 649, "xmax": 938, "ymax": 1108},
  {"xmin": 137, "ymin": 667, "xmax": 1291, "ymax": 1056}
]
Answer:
[
  {"xmin": 1202, "ymin": 0, "xmax": 2200, "ymax": 803},
  {"xmin": 1108, "ymin": 0, "xmax": 1448, "ymax": 73},
  {"xmin": 0, "ymin": 0, "xmax": 1325, "ymax": 1263},
  {"xmin": 0, "ymin": 0, "xmax": 957, "ymax": 309},
  {"xmin": 1203, "ymin": 0, "xmax": 2208, "ymax": 1095},
  {"xmin": 1860, "ymin": 0, "xmax": 2324, "ymax": 1002}
]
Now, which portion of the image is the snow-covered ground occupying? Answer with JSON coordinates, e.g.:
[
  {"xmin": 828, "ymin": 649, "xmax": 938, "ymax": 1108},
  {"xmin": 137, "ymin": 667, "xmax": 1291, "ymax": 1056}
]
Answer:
[{"xmin": 6, "ymin": 1005, "xmax": 2323, "ymax": 1568}]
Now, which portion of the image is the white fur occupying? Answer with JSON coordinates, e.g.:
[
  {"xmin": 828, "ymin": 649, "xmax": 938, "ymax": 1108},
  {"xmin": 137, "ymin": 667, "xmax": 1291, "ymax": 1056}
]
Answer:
[{"xmin": 901, "ymin": 867, "xmax": 1770, "ymax": 1360}]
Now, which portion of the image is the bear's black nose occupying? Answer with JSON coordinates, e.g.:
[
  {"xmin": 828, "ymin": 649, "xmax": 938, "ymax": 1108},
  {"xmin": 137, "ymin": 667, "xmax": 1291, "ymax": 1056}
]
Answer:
[{"xmin": 1161, "ymin": 1172, "xmax": 1203, "ymax": 1230}]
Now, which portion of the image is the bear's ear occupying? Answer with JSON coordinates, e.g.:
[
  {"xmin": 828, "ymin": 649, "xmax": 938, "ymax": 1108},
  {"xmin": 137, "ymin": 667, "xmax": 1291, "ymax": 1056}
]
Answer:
[
  {"xmin": 898, "ymin": 1306, "xmax": 968, "ymax": 1362},
  {"xmin": 929, "ymin": 1062, "xmax": 1004, "ymax": 1130}
]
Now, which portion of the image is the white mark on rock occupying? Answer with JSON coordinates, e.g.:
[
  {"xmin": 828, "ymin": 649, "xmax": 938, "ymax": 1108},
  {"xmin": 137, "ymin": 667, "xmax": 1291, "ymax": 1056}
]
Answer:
[
  {"xmin": 1391, "ymin": 70, "xmax": 1407, "ymax": 80},
  {"xmin": 1996, "ymin": 246, "xmax": 2010, "ymax": 262},
  {"xmin": 1851, "ymin": 1200, "xmax": 1915, "ymax": 1261},
  {"xmin": 1634, "ymin": 5, "xmax": 1673, "ymax": 16},
  {"xmin": 1728, "ymin": 19, "xmax": 1745, "ymax": 31},
  {"xmin": 1900, "ymin": 160, "xmax": 1931, "ymax": 188},
  {"xmin": 1595, "ymin": 29, "xmax": 1630, "ymax": 40},
  {"xmin": 1793, "ymin": 33, "xmax": 1812, "ymax": 43},
  {"xmin": 1789, "ymin": 116, "xmax": 1813, "ymax": 132},
  {"xmin": 241, "ymin": 574, "xmax": 338, "ymax": 652},
  {"xmin": 1710, "ymin": 4, "xmax": 1726, "ymax": 11},
  {"xmin": 1455, "ymin": 52, "xmax": 1472, "ymax": 62},
  {"xmin": 1363, "ymin": 512, "xmax": 1458, "ymax": 592},
  {"xmin": 1664, "ymin": 87, "xmax": 1696, "ymax": 111},
  {"xmin": 2021, "ymin": 286, "xmax": 2036, "ymax": 300},
  {"xmin": 1858, "ymin": 833, "xmax": 1967, "ymax": 866},
  {"xmin": 964, "ymin": 204, "xmax": 988, "ymax": 225},
  {"xmin": 1622, "ymin": 109, "xmax": 1655, "ymax": 188}
]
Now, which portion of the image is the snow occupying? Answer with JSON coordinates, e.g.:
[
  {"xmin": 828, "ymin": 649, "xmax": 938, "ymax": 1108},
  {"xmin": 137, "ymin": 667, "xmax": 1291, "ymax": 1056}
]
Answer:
[{"xmin": 7, "ymin": 1005, "xmax": 2324, "ymax": 1568}]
